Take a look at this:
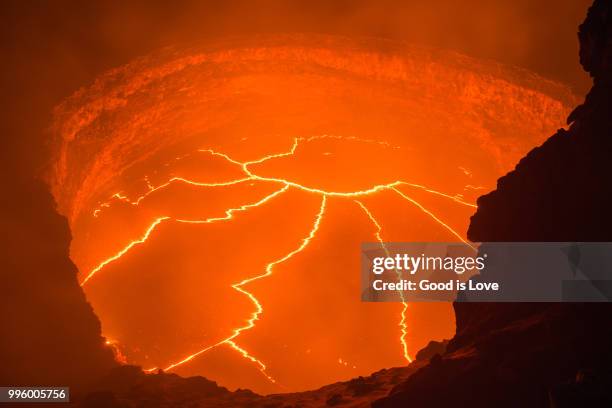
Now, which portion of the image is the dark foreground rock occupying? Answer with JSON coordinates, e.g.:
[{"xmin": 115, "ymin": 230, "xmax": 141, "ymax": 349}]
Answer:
[
  {"xmin": 78, "ymin": 363, "xmax": 426, "ymax": 408},
  {"xmin": 0, "ymin": 179, "xmax": 116, "ymax": 390},
  {"xmin": 374, "ymin": 1, "xmax": 612, "ymax": 407}
]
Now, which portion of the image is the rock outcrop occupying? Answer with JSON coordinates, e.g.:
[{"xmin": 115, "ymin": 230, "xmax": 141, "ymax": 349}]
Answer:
[
  {"xmin": 374, "ymin": 1, "xmax": 612, "ymax": 406},
  {"xmin": 77, "ymin": 363, "xmax": 427, "ymax": 408},
  {"xmin": 0, "ymin": 179, "xmax": 116, "ymax": 390}
]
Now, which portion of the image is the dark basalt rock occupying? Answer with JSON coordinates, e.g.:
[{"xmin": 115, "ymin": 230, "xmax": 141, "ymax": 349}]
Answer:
[
  {"xmin": 414, "ymin": 339, "xmax": 448, "ymax": 362},
  {"xmin": 374, "ymin": 1, "xmax": 612, "ymax": 407},
  {"xmin": 0, "ymin": 179, "xmax": 116, "ymax": 390}
]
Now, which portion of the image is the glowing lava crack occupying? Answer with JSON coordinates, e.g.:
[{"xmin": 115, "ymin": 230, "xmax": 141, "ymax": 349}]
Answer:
[{"xmin": 81, "ymin": 135, "xmax": 474, "ymax": 384}]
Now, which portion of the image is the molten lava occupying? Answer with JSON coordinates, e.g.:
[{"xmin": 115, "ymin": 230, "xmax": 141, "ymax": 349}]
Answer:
[{"xmin": 48, "ymin": 35, "xmax": 575, "ymax": 394}]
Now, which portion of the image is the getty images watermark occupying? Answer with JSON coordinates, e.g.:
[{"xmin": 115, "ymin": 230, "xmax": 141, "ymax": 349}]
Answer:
[{"xmin": 361, "ymin": 242, "xmax": 612, "ymax": 302}]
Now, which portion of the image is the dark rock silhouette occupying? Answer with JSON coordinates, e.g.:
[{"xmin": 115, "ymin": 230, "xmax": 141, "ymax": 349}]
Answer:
[
  {"xmin": 0, "ymin": 178, "xmax": 116, "ymax": 389},
  {"xmin": 374, "ymin": 1, "xmax": 612, "ymax": 407},
  {"xmin": 77, "ymin": 363, "xmax": 426, "ymax": 407},
  {"xmin": 77, "ymin": 366, "xmax": 246, "ymax": 408},
  {"xmin": 414, "ymin": 339, "xmax": 448, "ymax": 362}
]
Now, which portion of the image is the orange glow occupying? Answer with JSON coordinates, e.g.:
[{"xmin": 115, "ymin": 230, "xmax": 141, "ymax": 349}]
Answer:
[
  {"xmin": 81, "ymin": 216, "xmax": 170, "ymax": 286},
  {"xmin": 148, "ymin": 193, "xmax": 326, "ymax": 384},
  {"xmin": 354, "ymin": 200, "xmax": 411, "ymax": 364},
  {"xmin": 392, "ymin": 187, "xmax": 472, "ymax": 246},
  {"xmin": 49, "ymin": 36, "xmax": 575, "ymax": 394},
  {"xmin": 79, "ymin": 138, "xmax": 471, "ymax": 380}
]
